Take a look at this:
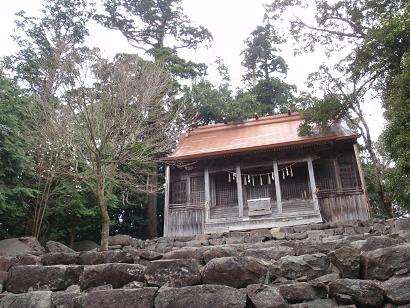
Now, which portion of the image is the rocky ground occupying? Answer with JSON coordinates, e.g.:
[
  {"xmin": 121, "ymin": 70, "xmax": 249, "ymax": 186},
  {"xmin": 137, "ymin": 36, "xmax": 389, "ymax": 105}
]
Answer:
[{"xmin": 1, "ymin": 218, "xmax": 410, "ymax": 307}]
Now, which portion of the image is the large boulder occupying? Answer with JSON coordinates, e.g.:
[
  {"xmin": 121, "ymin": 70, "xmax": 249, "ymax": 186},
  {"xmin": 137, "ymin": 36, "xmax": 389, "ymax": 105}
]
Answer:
[
  {"xmin": 6, "ymin": 265, "xmax": 83, "ymax": 293},
  {"xmin": 154, "ymin": 285, "xmax": 247, "ymax": 308},
  {"xmin": 108, "ymin": 235, "xmax": 132, "ymax": 246},
  {"xmin": 80, "ymin": 263, "xmax": 145, "ymax": 290},
  {"xmin": 243, "ymin": 246, "xmax": 294, "ymax": 262},
  {"xmin": 73, "ymin": 240, "xmax": 99, "ymax": 252},
  {"xmin": 50, "ymin": 290, "xmax": 82, "ymax": 308},
  {"xmin": 381, "ymin": 276, "xmax": 410, "ymax": 305},
  {"xmin": 329, "ymin": 245, "xmax": 360, "ymax": 278},
  {"xmin": 271, "ymin": 253, "xmax": 330, "ymax": 281},
  {"xmin": 0, "ymin": 291, "xmax": 53, "ymax": 308},
  {"xmin": 246, "ymin": 284, "xmax": 288, "ymax": 308},
  {"xmin": 81, "ymin": 288, "xmax": 158, "ymax": 308},
  {"xmin": 0, "ymin": 237, "xmax": 44, "ymax": 256},
  {"xmin": 328, "ymin": 279, "xmax": 384, "ymax": 307},
  {"xmin": 361, "ymin": 243, "xmax": 410, "ymax": 280},
  {"xmin": 360, "ymin": 236, "xmax": 404, "ymax": 252},
  {"xmin": 278, "ymin": 282, "xmax": 326, "ymax": 304},
  {"xmin": 45, "ymin": 241, "xmax": 75, "ymax": 254},
  {"xmin": 0, "ymin": 254, "xmax": 41, "ymax": 271},
  {"xmin": 202, "ymin": 246, "xmax": 239, "ymax": 263},
  {"xmin": 162, "ymin": 247, "xmax": 205, "ymax": 262},
  {"xmin": 393, "ymin": 218, "xmax": 410, "ymax": 233},
  {"xmin": 144, "ymin": 259, "xmax": 201, "ymax": 287},
  {"xmin": 201, "ymin": 256, "xmax": 267, "ymax": 288},
  {"xmin": 42, "ymin": 252, "xmax": 78, "ymax": 265},
  {"xmin": 78, "ymin": 250, "xmax": 133, "ymax": 265}
]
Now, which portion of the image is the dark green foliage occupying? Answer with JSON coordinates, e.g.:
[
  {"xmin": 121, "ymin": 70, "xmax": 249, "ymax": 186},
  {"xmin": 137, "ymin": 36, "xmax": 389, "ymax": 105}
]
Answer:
[{"xmin": 0, "ymin": 74, "xmax": 35, "ymax": 239}]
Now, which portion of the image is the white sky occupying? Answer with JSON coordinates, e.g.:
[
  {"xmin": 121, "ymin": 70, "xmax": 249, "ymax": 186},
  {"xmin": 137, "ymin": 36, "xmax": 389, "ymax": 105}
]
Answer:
[{"xmin": 0, "ymin": 0, "xmax": 384, "ymax": 139}]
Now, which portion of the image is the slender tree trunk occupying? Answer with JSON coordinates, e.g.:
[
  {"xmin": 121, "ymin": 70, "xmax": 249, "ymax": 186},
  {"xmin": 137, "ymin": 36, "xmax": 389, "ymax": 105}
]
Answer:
[{"xmin": 96, "ymin": 157, "xmax": 110, "ymax": 251}]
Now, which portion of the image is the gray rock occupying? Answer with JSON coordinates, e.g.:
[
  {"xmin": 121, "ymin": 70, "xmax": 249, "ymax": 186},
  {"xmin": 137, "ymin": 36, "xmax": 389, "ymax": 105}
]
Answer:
[
  {"xmin": 328, "ymin": 279, "xmax": 384, "ymax": 307},
  {"xmin": 311, "ymin": 273, "xmax": 340, "ymax": 285},
  {"xmin": 360, "ymin": 236, "xmax": 404, "ymax": 252},
  {"xmin": 270, "ymin": 228, "xmax": 286, "ymax": 240},
  {"xmin": 201, "ymin": 256, "xmax": 267, "ymax": 288},
  {"xmin": 289, "ymin": 299, "xmax": 337, "ymax": 308},
  {"xmin": 243, "ymin": 246, "xmax": 294, "ymax": 262},
  {"xmin": 108, "ymin": 235, "xmax": 132, "ymax": 246},
  {"xmin": 81, "ymin": 288, "xmax": 158, "ymax": 308},
  {"xmin": 271, "ymin": 253, "xmax": 330, "ymax": 281},
  {"xmin": 162, "ymin": 247, "xmax": 205, "ymax": 262},
  {"xmin": 249, "ymin": 229, "xmax": 273, "ymax": 242},
  {"xmin": 0, "ymin": 271, "xmax": 7, "ymax": 293},
  {"xmin": 155, "ymin": 284, "xmax": 247, "ymax": 308},
  {"xmin": 78, "ymin": 250, "xmax": 133, "ymax": 265},
  {"xmin": 203, "ymin": 246, "xmax": 239, "ymax": 263},
  {"xmin": 6, "ymin": 265, "xmax": 83, "ymax": 293},
  {"xmin": 0, "ymin": 254, "xmax": 42, "ymax": 271},
  {"xmin": 361, "ymin": 243, "xmax": 410, "ymax": 280},
  {"xmin": 122, "ymin": 281, "xmax": 146, "ymax": 289},
  {"xmin": 73, "ymin": 240, "xmax": 99, "ymax": 252},
  {"xmin": 0, "ymin": 291, "xmax": 53, "ymax": 308},
  {"xmin": 51, "ymin": 290, "xmax": 81, "ymax": 308},
  {"xmin": 247, "ymin": 284, "xmax": 288, "ymax": 308},
  {"xmin": 278, "ymin": 282, "xmax": 326, "ymax": 303},
  {"xmin": 45, "ymin": 241, "xmax": 75, "ymax": 254},
  {"xmin": 381, "ymin": 276, "xmax": 410, "ymax": 305},
  {"xmin": 128, "ymin": 249, "xmax": 162, "ymax": 261},
  {"xmin": 42, "ymin": 253, "xmax": 78, "ymax": 265},
  {"xmin": 0, "ymin": 237, "xmax": 45, "ymax": 256},
  {"xmin": 80, "ymin": 263, "xmax": 145, "ymax": 290},
  {"xmin": 394, "ymin": 218, "xmax": 410, "ymax": 233},
  {"xmin": 145, "ymin": 259, "xmax": 201, "ymax": 287},
  {"xmin": 329, "ymin": 245, "xmax": 360, "ymax": 278}
]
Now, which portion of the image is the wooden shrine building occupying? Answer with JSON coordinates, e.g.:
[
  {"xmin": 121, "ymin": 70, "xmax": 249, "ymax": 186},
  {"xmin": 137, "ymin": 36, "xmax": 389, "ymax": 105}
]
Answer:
[{"xmin": 162, "ymin": 113, "xmax": 370, "ymax": 236}]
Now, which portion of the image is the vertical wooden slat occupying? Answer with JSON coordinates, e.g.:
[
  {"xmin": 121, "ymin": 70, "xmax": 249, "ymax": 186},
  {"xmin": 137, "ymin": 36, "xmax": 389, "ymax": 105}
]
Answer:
[
  {"xmin": 353, "ymin": 143, "xmax": 371, "ymax": 219},
  {"xmin": 204, "ymin": 167, "xmax": 210, "ymax": 222},
  {"xmin": 307, "ymin": 156, "xmax": 320, "ymax": 211},
  {"xmin": 273, "ymin": 160, "xmax": 282, "ymax": 215},
  {"xmin": 164, "ymin": 165, "xmax": 170, "ymax": 236},
  {"xmin": 236, "ymin": 164, "xmax": 244, "ymax": 217},
  {"xmin": 332, "ymin": 158, "xmax": 343, "ymax": 192}
]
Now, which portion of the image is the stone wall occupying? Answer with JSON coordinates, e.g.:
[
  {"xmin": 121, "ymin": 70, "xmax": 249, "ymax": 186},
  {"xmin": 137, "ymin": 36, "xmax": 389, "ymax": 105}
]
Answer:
[{"xmin": 1, "ymin": 218, "xmax": 410, "ymax": 307}]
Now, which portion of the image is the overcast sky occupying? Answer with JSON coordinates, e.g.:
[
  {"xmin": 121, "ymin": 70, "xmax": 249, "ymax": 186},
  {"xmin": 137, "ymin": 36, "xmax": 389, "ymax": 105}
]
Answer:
[{"xmin": 0, "ymin": 0, "xmax": 384, "ymax": 139}]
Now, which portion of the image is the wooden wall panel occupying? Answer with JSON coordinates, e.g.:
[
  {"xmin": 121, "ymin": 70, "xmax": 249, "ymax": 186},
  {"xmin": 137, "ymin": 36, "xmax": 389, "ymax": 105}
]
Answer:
[
  {"xmin": 168, "ymin": 207, "xmax": 204, "ymax": 236},
  {"xmin": 319, "ymin": 193, "xmax": 369, "ymax": 223}
]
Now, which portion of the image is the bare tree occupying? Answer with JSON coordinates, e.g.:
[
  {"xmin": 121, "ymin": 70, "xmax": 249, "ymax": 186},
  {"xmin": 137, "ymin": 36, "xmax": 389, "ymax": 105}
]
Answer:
[{"xmin": 48, "ymin": 54, "xmax": 182, "ymax": 250}]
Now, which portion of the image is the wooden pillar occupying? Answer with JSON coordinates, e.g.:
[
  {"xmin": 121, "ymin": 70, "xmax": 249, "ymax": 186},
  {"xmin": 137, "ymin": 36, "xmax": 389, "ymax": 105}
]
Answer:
[
  {"xmin": 353, "ymin": 143, "xmax": 371, "ymax": 218},
  {"xmin": 164, "ymin": 165, "xmax": 170, "ymax": 236},
  {"xmin": 204, "ymin": 167, "xmax": 211, "ymax": 222},
  {"xmin": 236, "ymin": 164, "xmax": 244, "ymax": 218},
  {"xmin": 307, "ymin": 156, "xmax": 319, "ymax": 211},
  {"xmin": 273, "ymin": 160, "xmax": 282, "ymax": 215}
]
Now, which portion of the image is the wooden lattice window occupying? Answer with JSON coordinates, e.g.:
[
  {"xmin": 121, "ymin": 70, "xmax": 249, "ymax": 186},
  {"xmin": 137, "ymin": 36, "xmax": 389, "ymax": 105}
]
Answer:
[
  {"xmin": 339, "ymin": 163, "xmax": 360, "ymax": 189},
  {"xmin": 190, "ymin": 176, "xmax": 205, "ymax": 204},
  {"xmin": 171, "ymin": 180, "xmax": 187, "ymax": 204},
  {"xmin": 215, "ymin": 175, "xmax": 238, "ymax": 206},
  {"xmin": 313, "ymin": 160, "xmax": 337, "ymax": 192}
]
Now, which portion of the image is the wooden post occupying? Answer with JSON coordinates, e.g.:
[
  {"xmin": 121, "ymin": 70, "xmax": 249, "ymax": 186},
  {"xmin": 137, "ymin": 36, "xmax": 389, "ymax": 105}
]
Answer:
[
  {"xmin": 307, "ymin": 156, "xmax": 320, "ymax": 211},
  {"xmin": 164, "ymin": 165, "xmax": 170, "ymax": 236},
  {"xmin": 353, "ymin": 143, "xmax": 371, "ymax": 218},
  {"xmin": 236, "ymin": 164, "xmax": 244, "ymax": 218},
  {"xmin": 273, "ymin": 160, "xmax": 282, "ymax": 215},
  {"xmin": 204, "ymin": 167, "xmax": 211, "ymax": 222}
]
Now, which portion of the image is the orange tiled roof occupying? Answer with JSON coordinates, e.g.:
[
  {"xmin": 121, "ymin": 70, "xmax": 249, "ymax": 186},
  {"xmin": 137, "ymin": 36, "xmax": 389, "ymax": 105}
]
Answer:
[{"xmin": 164, "ymin": 113, "xmax": 358, "ymax": 161}]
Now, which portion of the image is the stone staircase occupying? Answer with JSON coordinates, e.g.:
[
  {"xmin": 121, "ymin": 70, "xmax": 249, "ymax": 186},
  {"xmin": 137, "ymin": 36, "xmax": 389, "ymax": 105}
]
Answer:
[{"xmin": 1, "ymin": 218, "xmax": 410, "ymax": 307}]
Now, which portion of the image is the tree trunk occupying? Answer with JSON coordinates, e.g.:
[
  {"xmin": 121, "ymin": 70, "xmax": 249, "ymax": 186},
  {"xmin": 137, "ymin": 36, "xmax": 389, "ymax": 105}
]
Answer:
[
  {"xmin": 99, "ymin": 198, "xmax": 110, "ymax": 251},
  {"xmin": 146, "ymin": 174, "xmax": 158, "ymax": 238}
]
